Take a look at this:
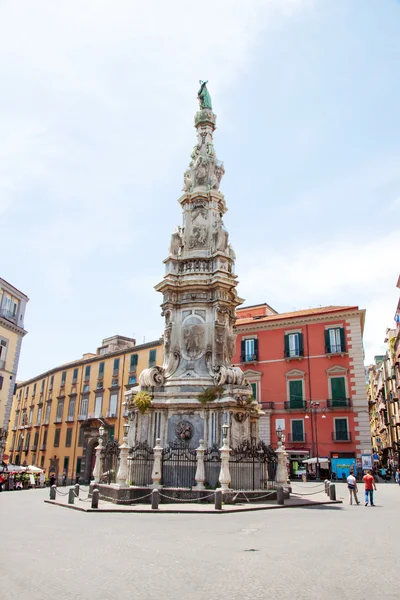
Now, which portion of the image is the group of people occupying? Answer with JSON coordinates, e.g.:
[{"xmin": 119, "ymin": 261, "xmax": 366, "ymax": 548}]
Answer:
[{"xmin": 347, "ymin": 470, "xmax": 377, "ymax": 506}]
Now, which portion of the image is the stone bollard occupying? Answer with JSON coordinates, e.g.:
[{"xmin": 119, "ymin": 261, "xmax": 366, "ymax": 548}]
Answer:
[
  {"xmin": 74, "ymin": 483, "xmax": 80, "ymax": 498},
  {"xmin": 50, "ymin": 485, "xmax": 56, "ymax": 500},
  {"xmin": 68, "ymin": 488, "xmax": 75, "ymax": 505},
  {"xmin": 324, "ymin": 480, "xmax": 330, "ymax": 495},
  {"xmin": 151, "ymin": 488, "xmax": 159, "ymax": 510},
  {"xmin": 276, "ymin": 486, "xmax": 284, "ymax": 505},
  {"xmin": 329, "ymin": 483, "xmax": 336, "ymax": 501},
  {"xmin": 215, "ymin": 489, "xmax": 222, "ymax": 510},
  {"xmin": 91, "ymin": 488, "xmax": 99, "ymax": 509}
]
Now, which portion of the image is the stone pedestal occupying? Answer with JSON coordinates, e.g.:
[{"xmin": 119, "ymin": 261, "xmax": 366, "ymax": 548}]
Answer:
[
  {"xmin": 92, "ymin": 437, "xmax": 103, "ymax": 484},
  {"xmin": 195, "ymin": 439, "xmax": 206, "ymax": 490},
  {"xmin": 151, "ymin": 438, "xmax": 163, "ymax": 489},
  {"xmin": 276, "ymin": 442, "xmax": 288, "ymax": 486},
  {"xmin": 218, "ymin": 436, "xmax": 231, "ymax": 491},
  {"xmin": 116, "ymin": 436, "xmax": 129, "ymax": 487}
]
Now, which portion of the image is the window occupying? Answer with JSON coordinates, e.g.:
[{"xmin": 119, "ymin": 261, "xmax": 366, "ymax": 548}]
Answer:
[
  {"xmin": 76, "ymin": 457, "xmax": 82, "ymax": 474},
  {"xmin": 96, "ymin": 381, "xmax": 103, "ymax": 390},
  {"xmin": 72, "ymin": 368, "xmax": 78, "ymax": 384},
  {"xmin": 83, "ymin": 384, "xmax": 90, "ymax": 393},
  {"xmin": 54, "ymin": 428, "xmax": 61, "ymax": 447},
  {"xmin": 94, "ymin": 395, "xmax": 103, "ymax": 418},
  {"xmin": 61, "ymin": 371, "xmax": 67, "ymax": 386},
  {"xmin": 111, "ymin": 378, "xmax": 119, "ymax": 388},
  {"xmin": 130, "ymin": 354, "xmax": 138, "ymax": 372},
  {"xmin": 10, "ymin": 432, "xmax": 16, "ymax": 450},
  {"xmin": 28, "ymin": 407, "xmax": 34, "ymax": 424},
  {"xmin": 49, "ymin": 375, "xmax": 54, "ymax": 390},
  {"xmin": 44, "ymin": 402, "xmax": 51, "ymax": 423},
  {"xmin": 291, "ymin": 420, "xmax": 304, "ymax": 442},
  {"xmin": 40, "ymin": 456, "xmax": 45, "ymax": 468},
  {"xmin": 330, "ymin": 377, "xmax": 347, "ymax": 406},
  {"xmin": 0, "ymin": 338, "xmax": 8, "ymax": 363},
  {"xmin": 149, "ymin": 349, "xmax": 156, "ymax": 367},
  {"xmin": 84, "ymin": 365, "xmax": 91, "ymax": 381},
  {"xmin": 13, "ymin": 411, "xmax": 19, "ymax": 429},
  {"xmin": 250, "ymin": 382, "xmax": 257, "ymax": 400},
  {"xmin": 33, "ymin": 382, "xmax": 37, "ymax": 396},
  {"xmin": 289, "ymin": 380, "xmax": 303, "ymax": 408},
  {"xmin": 240, "ymin": 338, "xmax": 258, "ymax": 362},
  {"xmin": 42, "ymin": 429, "xmax": 48, "ymax": 448},
  {"xmin": 56, "ymin": 399, "xmax": 64, "ymax": 422},
  {"xmin": 98, "ymin": 362, "xmax": 105, "ymax": 377},
  {"xmin": 36, "ymin": 406, "xmax": 42, "ymax": 425},
  {"xmin": 54, "ymin": 428, "xmax": 61, "ymax": 448},
  {"xmin": 25, "ymin": 386, "xmax": 29, "ymax": 398},
  {"xmin": 66, "ymin": 428, "xmax": 73, "ymax": 447},
  {"xmin": 32, "ymin": 431, "xmax": 39, "ymax": 450},
  {"xmin": 128, "ymin": 375, "xmax": 137, "ymax": 385},
  {"xmin": 334, "ymin": 418, "xmax": 349, "ymax": 441},
  {"xmin": 24, "ymin": 432, "xmax": 30, "ymax": 451},
  {"xmin": 113, "ymin": 358, "xmax": 120, "ymax": 374},
  {"xmin": 109, "ymin": 426, "xmax": 115, "ymax": 440},
  {"xmin": 284, "ymin": 333, "xmax": 303, "ymax": 358},
  {"xmin": 78, "ymin": 427, "xmax": 84, "ymax": 447},
  {"xmin": 325, "ymin": 328, "xmax": 345, "ymax": 354},
  {"xmin": 63, "ymin": 456, "xmax": 69, "ymax": 473},
  {"xmin": 67, "ymin": 398, "xmax": 75, "ymax": 421},
  {"xmin": 41, "ymin": 379, "xmax": 45, "ymax": 392},
  {"xmin": 79, "ymin": 397, "xmax": 88, "ymax": 419},
  {"xmin": 108, "ymin": 393, "xmax": 118, "ymax": 418}
]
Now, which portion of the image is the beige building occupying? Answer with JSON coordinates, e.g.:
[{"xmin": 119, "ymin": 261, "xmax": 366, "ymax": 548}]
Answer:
[
  {"xmin": 7, "ymin": 335, "xmax": 162, "ymax": 483},
  {"xmin": 0, "ymin": 278, "xmax": 29, "ymax": 462}
]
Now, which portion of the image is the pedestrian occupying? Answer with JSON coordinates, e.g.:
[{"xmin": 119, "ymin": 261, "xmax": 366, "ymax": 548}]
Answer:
[
  {"xmin": 62, "ymin": 470, "xmax": 67, "ymax": 486},
  {"xmin": 0, "ymin": 472, "xmax": 5, "ymax": 492},
  {"xmin": 347, "ymin": 471, "xmax": 360, "ymax": 505},
  {"xmin": 49, "ymin": 473, "xmax": 56, "ymax": 487},
  {"xmin": 363, "ymin": 470, "xmax": 377, "ymax": 506},
  {"xmin": 39, "ymin": 471, "xmax": 45, "ymax": 488},
  {"xmin": 396, "ymin": 469, "xmax": 400, "ymax": 485}
]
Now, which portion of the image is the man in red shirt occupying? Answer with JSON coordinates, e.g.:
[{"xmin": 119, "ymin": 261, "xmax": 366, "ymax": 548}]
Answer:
[{"xmin": 362, "ymin": 470, "xmax": 377, "ymax": 506}]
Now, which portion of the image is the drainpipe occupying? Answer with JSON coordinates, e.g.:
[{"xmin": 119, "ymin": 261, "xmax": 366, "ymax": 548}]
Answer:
[{"xmin": 306, "ymin": 325, "xmax": 314, "ymax": 458}]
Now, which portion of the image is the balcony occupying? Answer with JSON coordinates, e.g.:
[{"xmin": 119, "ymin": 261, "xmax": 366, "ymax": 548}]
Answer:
[
  {"xmin": 40, "ymin": 444, "xmax": 46, "ymax": 451},
  {"xmin": 43, "ymin": 419, "xmax": 49, "ymax": 426},
  {"xmin": 262, "ymin": 402, "xmax": 274, "ymax": 410},
  {"xmin": 66, "ymin": 416, "xmax": 75, "ymax": 422},
  {"xmin": 287, "ymin": 433, "xmax": 307, "ymax": 443},
  {"xmin": 284, "ymin": 350, "xmax": 304, "ymax": 360},
  {"xmin": 31, "ymin": 445, "xmax": 37, "ymax": 452},
  {"xmin": 77, "ymin": 415, "xmax": 88, "ymax": 421},
  {"xmin": 240, "ymin": 353, "xmax": 258, "ymax": 363},
  {"xmin": 0, "ymin": 359, "xmax": 5, "ymax": 370},
  {"xmin": 284, "ymin": 401, "xmax": 306, "ymax": 410},
  {"xmin": 106, "ymin": 411, "xmax": 117, "ymax": 418},
  {"xmin": 332, "ymin": 431, "xmax": 352, "ymax": 442},
  {"xmin": 54, "ymin": 417, "xmax": 63, "ymax": 424},
  {"xmin": 327, "ymin": 398, "xmax": 352, "ymax": 409},
  {"xmin": 0, "ymin": 308, "xmax": 17, "ymax": 323},
  {"xmin": 325, "ymin": 344, "xmax": 346, "ymax": 356}
]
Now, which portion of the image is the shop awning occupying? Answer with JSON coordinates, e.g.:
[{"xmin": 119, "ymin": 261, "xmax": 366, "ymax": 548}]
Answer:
[
  {"xmin": 302, "ymin": 457, "xmax": 330, "ymax": 465},
  {"xmin": 286, "ymin": 449, "xmax": 309, "ymax": 455}
]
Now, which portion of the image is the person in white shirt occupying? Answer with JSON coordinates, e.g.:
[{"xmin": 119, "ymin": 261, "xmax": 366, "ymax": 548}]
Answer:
[{"xmin": 347, "ymin": 472, "xmax": 360, "ymax": 505}]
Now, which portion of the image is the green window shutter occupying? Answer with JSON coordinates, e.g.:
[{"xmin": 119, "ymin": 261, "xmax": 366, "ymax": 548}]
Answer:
[
  {"xmin": 284, "ymin": 334, "xmax": 289, "ymax": 358},
  {"xmin": 253, "ymin": 338, "xmax": 259, "ymax": 360},
  {"xmin": 340, "ymin": 328, "xmax": 346, "ymax": 351},
  {"xmin": 289, "ymin": 380, "xmax": 303, "ymax": 408},
  {"xmin": 99, "ymin": 362, "xmax": 104, "ymax": 375},
  {"xmin": 130, "ymin": 354, "xmax": 138, "ymax": 370},
  {"xmin": 298, "ymin": 333, "xmax": 304, "ymax": 356},
  {"xmin": 331, "ymin": 377, "xmax": 346, "ymax": 405},
  {"xmin": 251, "ymin": 383, "xmax": 257, "ymax": 400},
  {"xmin": 292, "ymin": 420, "xmax": 304, "ymax": 441},
  {"xmin": 85, "ymin": 365, "xmax": 90, "ymax": 378},
  {"xmin": 113, "ymin": 358, "xmax": 120, "ymax": 371},
  {"xmin": 324, "ymin": 330, "xmax": 331, "ymax": 353},
  {"xmin": 240, "ymin": 340, "xmax": 246, "ymax": 361},
  {"xmin": 335, "ymin": 418, "xmax": 348, "ymax": 440}
]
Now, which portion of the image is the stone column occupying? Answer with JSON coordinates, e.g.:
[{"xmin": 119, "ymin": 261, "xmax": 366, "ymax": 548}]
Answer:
[
  {"xmin": 92, "ymin": 435, "xmax": 104, "ymax": 484},
  {"xmin": 275, "ymin": 441, "xmax": 288, "ymax": 486},
  {"xmin": 195, "ymin": 439, "xmax": 206, "ymax": 490},
  {"xmin": 218, "ymin": 434, "xmax": 231, "ymax": 491},
  {"xmin": 116, "ymin": 430, "xmax": 129, "ymax": 487},
  {"xmin": 151, "ymin": 438, "xmax": 163, "ymax": 489}
]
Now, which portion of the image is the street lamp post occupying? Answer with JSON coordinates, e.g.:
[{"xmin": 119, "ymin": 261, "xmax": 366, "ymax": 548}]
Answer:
[{"xmin": 305, "ymin": 402, "xmax": 326, "ymax": 480}]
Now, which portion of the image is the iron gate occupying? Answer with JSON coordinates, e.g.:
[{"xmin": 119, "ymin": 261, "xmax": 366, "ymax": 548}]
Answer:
[
  {"xmin": 229, "ymin": 441, "xmax": 277, "ymax": 490},
  {"xmin": 161, "ymin": 441, "xmax": 197, "ymax": 488},
  {"xmin": 127, "ymin": 442, "xmax": 154, "ymax": 486},
  {"xmin": 101, "ymin": 439, "xmax": 120, "ymax": 484}
]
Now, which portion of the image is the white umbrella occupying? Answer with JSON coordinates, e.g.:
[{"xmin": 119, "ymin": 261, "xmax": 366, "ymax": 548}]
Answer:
[
  {"xmin": 5, "ymin": 464, "xmax": 26, "ymax": 473},
  {"xmin": 26, "ymin": 465, "xmax": 43, "ymax": 473},
  {"xmin": 302, "ymin": 457, "xmax": 330, "ymax": 465}
]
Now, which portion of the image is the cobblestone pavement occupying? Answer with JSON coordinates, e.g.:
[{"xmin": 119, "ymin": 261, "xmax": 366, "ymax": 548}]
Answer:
[{"xmin": 1, "ymin": 482, "xmax": 399, "ymax": 600}]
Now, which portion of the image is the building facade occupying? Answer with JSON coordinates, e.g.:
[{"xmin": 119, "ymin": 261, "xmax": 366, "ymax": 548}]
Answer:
[
  {"xmin": 0, "ymin": 278, "xmax": 29, "ymax": 462},
  {"xmin": 233, "ymin": 303, "xmax": 370, "ymax": 476},
  {"xmin": 367, "ymin": 276, "xmax": 400, "ymax": 468},
  {"xmin": 6, "ymin": 335, "xmax": 162, "ymax": 483}
]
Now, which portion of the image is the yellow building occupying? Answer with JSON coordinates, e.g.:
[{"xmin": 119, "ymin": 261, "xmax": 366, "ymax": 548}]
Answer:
[
  {"xmin": 0, "ymin": 278, "xmax": 29, "ymax": 462},
  {"xmin": 7, "ymin": 335, "xmax": 162, "ymax": 483}
]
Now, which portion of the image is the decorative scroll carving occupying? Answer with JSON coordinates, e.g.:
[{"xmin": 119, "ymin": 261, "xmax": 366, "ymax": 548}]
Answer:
[
  {"xmin": 139, "ymin": 366, "xmax": 165, "ymax": 388},
  {"xmin": 214, "ymin": 365, "xmax": 246, "ymax": 386}
]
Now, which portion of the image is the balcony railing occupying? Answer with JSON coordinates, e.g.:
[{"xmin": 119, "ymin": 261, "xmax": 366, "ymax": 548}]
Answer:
[
  {"xmin": 240, "ymin": 353, "xmax": 258, "ymax": 363},
  {"xmin": 77, "ymin": 414, "xmax": 87, "ymax": 421},
  {"xmin": 288, "ymin": 433, "xmax": 307, "ymax": 443},
  {"xmin": 0, "ymin": 308, "xmax": 17, "ymax": 322},
  {"xmin": 263, "ymin": 402, "xmax": 275, "ymax": 410},
  {"xmin": 284, "ymin": 350, "xmax": 304, "ymax": 359},
  {"xmin": 0, "ymin": 359, "xmax": 5, "ymax": 370},
  {"xmin": 54, "ymin": 417, "xmax": 63, "ymax": 424},
  {"xmin": 325, "ymin": 344, "xmax": 346, "ymax": 355},
  {"xmin": 66, "ymin": 416, "xmax": 75, "ymax": 422},
  {"xmin": 31, "ymin": 445, "xmax": 37, "ymax": 452},
  {"xmin": 40, "ymin": 444, "xmax": 46, "ymax": 450},
  {"xmin": 284, "ymin": 401, "xmax": 306, "ymax": 410},
  {"xmin": 327, "ymin": 398, "xmax": 352, "ymax": 409},
  {"xmin": 332, "ymin": 431, "xmax": 352, "ymax": 442},
  {"xmin": 106, "ymin": 411, "xmax": 117, "ymax": 418}
]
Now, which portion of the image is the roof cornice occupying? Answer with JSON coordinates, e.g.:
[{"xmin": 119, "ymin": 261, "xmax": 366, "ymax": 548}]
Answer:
[{"xmin": 235, "ymin": 309, "xmax": 365, "ymax": 334}]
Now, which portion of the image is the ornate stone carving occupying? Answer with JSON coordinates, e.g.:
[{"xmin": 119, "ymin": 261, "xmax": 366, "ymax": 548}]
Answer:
[
  {"xmin": 213, "ymin": 216, "xmax": 229, "ymax": 252},
  {"xmin": 183, "ymin": 323, "xmax": 205, "ymax": 360},
  {"xmin": 214, "ymin": 365, "xmax": 245, "ymax": 386},
  {"xmin": 169, "ymin": 226, "xmax": 184, "ymax": 256},
  {"xmin": 233, "ymin": 412, "xmax": 249, "ymax": 424},
  {"xmin": 139, "ymin": 366, "xmax": 165, "ymax": 388},
  {"xmin": 189, "ymin": 224, "xmax": 208, "ymax": 248},
  {"xmin": 175, "ymin": 420, "xmax": 193, "ymax": 441}
]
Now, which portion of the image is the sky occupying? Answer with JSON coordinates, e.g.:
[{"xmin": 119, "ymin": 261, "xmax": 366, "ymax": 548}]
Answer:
[{"xmin": 1, "ymin": 0, "xmax": 399, "ymax": 380}]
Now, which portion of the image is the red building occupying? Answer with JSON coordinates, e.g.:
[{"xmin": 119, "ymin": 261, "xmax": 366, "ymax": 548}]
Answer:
[{"xmin": 233, "ymin": 303, "xmax": 370, "ymax": 477}]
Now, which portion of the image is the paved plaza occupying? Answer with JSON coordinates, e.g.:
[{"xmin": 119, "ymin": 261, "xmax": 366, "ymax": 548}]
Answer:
[{"xmin": 1, "ymin": 482, "xmax": 399, "ymax": 600}]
